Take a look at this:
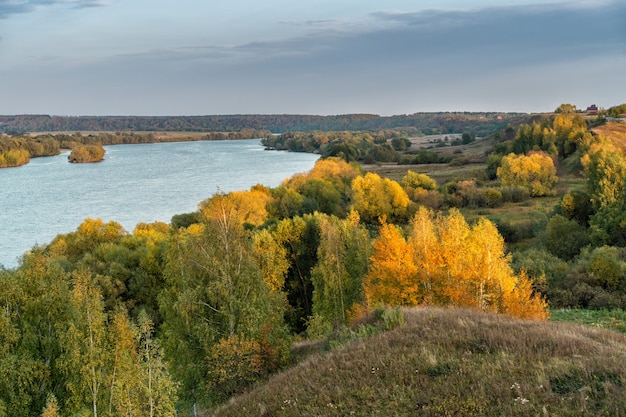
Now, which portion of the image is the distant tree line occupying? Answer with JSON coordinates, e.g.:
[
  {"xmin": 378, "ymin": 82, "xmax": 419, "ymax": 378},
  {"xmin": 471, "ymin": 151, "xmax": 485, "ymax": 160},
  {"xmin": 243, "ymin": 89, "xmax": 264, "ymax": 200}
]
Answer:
[
  {"xmin": 261, "ymin": 129, "xmax": 454, "ymax": 165},
  {"xmin": 0, "ymin": 112, "xmax": 523, "ymax": 136}
]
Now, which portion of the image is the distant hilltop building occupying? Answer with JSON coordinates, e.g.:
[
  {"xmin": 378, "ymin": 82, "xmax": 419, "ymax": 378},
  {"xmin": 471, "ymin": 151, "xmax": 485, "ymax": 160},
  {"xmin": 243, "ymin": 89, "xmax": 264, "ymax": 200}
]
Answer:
[{"xmin": 586, "ymin": 104, "xmax": 599, "ymax": 115}]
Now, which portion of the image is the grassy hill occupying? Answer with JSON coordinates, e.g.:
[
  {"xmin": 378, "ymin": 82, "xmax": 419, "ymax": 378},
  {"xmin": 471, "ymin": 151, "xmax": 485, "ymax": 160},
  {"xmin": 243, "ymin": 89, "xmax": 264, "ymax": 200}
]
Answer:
[
  {"xmin": 209, "ymin": 308, "xmax": 626, "ymax": 416},
  {"xmin": 592, "ymin": 120, "xmax": 626, "ymax": 153}
]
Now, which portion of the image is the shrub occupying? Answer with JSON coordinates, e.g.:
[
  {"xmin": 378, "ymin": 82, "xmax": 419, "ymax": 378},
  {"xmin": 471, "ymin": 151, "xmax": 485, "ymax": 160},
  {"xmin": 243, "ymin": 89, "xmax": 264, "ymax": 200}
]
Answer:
[
  {"xmin": 545, "ymin": 215, "xmax": 590, "ymax": 260},
  {"xmin": 500, "ymin": 186, "xmax": 530, "ymax": 203}
]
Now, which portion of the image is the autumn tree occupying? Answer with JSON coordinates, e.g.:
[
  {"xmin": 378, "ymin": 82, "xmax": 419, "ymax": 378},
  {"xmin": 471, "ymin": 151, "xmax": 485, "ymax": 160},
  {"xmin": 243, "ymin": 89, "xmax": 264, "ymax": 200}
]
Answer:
[
  {"xmin": 200, "ymin": 187, "xmax": 273, "ymax": 228},
  {"xmin": 497, "ymin": 152, "xmax": 558, "ymax": 196},
  {"xmin": 0, "ymin": 252, "xmax": 72, "ymax": 416},
  {"xmin": 364, "ymin": 220, "xmax": 419, "ymax": 306},
  {"xmin": 401, "ymin": 170, "xmax": 437, "ymax": 191},
  {"xmin": 41, "ymin": 394, "xmax": 61, "ymax": 417},
  {"xmin": 582, "ymin": 141, "xmax": 626, "ymax": 245},
  {"xmin": 352, "ymin": 172, "xmax": 410, "ymax": 224},
  {"xmin": 407, "ymin": 207, "xmax": 443, "ymax": 304},
  {"xmin": 365, "ymin": 209, "xmax": 548, "ymax": 319},
  {"xmin": 281, "ymin": 158, "xmax": 360, "ymax": 218}
]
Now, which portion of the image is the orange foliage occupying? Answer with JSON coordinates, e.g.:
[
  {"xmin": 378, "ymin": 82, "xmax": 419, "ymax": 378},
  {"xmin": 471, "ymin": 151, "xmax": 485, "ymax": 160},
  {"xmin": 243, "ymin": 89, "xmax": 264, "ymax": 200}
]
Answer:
[
  {"xmin": 367, "ymin": 209, "xmax": 549, "ymax": 320},
  {"xmin": 502, "ymin": 270, "xmax": 549, "ymax": 320},
  {"xmin": 364, "ymin": 220, "xmax": 420, "ymax": 307}
]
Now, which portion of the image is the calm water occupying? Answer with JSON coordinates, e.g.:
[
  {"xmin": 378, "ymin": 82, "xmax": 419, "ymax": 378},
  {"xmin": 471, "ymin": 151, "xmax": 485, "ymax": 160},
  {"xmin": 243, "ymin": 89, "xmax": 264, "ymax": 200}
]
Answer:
[{"xmin": 0, "ymin": 139, "xmax": 319, "ymax": 268}]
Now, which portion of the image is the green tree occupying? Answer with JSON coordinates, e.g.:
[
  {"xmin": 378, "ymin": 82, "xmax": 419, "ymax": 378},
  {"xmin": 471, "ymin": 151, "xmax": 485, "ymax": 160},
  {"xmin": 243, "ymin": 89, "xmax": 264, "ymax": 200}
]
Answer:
[
  {"xmin": 545, "ymin": 215, "xmax": 590, "ymax": 260},
  {"xmin": 311, "ymin": 212, "xmax": 370, "ymax": 330},
  {"xmin": 160, "ymin": 195, "xmax": 289, "ymax": 407},
  {"xmin": 555, "ymin": 103, "xmax": 577, "ymax": 114},
  {"xmin": 60, "ymin": 268, "xmax": 110, "ymax": 417}
]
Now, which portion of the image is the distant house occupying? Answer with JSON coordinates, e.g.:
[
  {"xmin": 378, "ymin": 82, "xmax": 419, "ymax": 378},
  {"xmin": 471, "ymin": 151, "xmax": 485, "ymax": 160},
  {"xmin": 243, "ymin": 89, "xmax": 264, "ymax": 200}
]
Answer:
[{"xmin": 586, "ymin": 105, "xmax": 599, "ymax": 115}]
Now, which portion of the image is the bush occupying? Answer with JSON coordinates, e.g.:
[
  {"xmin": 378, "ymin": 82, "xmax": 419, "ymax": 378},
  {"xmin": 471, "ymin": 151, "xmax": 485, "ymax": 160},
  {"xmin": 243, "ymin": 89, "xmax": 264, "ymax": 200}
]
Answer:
[
  {"xmin": 545, "ymin": 215, "xmax": 590, "ymax": 260},
  {"xmin": 500, "ymin": 186, "xmax": 530, "ymax": 203},
  {"xmin": 495, "ymin": 220, "xmax": 535, "ymax": 243}
]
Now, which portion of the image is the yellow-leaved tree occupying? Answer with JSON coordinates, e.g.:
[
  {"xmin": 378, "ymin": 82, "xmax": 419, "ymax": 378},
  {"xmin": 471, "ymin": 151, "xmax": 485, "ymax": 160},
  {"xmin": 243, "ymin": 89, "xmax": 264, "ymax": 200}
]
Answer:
[
  {"xmin": 366, "ymin": 209, "xmax": 548, "ymax": 320},
  {"xmin": 364, "ymin": 220, "xmax": 419, "ymax": 306},
  {"xmin": 497, "ymin": 151, "xmax": 558, "ymax": 196},
  {"xmin": 352, "ymin": 172, "xmax": 410, "ymax": 224},
  {"xmin": 408, "ymin": 207, "xmax": 443, "ymax": 304}
]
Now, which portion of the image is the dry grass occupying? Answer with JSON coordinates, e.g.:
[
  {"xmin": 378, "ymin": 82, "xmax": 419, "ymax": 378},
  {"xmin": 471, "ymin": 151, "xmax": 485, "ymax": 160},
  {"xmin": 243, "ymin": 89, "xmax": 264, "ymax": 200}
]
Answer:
[
  {"xmin": 207, "ymin": 307, "xmax": 626, "ymax": 416},
  {"xmin": 592, "ymin": 121, "xmax": 626, "ymax": 153}
]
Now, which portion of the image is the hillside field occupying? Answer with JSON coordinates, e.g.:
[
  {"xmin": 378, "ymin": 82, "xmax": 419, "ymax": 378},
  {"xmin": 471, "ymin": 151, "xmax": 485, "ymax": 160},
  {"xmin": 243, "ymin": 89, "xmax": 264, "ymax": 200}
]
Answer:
[{"xmin": 209, "ymin": 307, "xmax": 626, "ymax": 417}]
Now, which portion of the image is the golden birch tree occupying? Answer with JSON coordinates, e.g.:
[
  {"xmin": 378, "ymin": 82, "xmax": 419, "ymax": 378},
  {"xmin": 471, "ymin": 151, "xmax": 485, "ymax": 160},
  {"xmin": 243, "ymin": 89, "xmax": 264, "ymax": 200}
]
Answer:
[{"xmin": 364, "ymin": 220, "xmax": 419, "ymax": 306}]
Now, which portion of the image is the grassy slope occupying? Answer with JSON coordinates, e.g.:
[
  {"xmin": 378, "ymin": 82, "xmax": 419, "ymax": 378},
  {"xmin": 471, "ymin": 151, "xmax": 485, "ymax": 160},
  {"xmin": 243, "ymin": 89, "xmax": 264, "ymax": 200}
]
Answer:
[
  {"xmin": 209, "ymin": 308, "xmax": 626, "ymax": 417},
  {"xmin": 592, "ymin": 121, "xmax": 626, "ymax": 152}
]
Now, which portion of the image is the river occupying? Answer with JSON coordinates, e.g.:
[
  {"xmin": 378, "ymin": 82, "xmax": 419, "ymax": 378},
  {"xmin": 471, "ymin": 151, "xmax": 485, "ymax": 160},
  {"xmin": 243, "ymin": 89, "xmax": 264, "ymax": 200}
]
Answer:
[{"xmin": 0, "ymin": 139, "xmax": 319, "ymax": 268}]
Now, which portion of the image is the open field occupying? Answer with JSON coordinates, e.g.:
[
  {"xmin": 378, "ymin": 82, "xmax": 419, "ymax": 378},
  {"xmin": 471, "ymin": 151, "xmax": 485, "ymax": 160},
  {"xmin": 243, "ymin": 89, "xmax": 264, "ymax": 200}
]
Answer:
[{"xmin": 551, "ymin": 309, "xmax": 626, "ymax": 334}]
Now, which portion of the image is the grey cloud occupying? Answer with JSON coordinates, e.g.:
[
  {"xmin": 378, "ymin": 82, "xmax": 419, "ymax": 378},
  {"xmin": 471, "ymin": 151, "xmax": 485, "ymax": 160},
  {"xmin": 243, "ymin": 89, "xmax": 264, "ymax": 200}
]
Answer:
[
  {"xmin": 101, "ymin": 1, "xmax": 625, "ymax": 73},
  {"xmin": 280, "ymin": 18, "xmax": 349, "ymax": 29},
  {"xmin": 0, "ymin": 0, "xmax": 106, "ymax": 18},
  {"xmin": 16, "ymin": 1, "xmax": 623, "ymax": 115},
  {"xmin": 186, "ymin": 2, "xmax": 624, "ymax": 67},
  {"xmin": 72, "ymin": 0, "xmax": 107, "ymax": 9}
]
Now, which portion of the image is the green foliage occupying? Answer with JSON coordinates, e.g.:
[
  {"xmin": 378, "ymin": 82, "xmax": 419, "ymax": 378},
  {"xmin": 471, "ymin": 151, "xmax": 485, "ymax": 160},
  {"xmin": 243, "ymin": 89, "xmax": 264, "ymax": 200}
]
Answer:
[
  {"xmin": 443, "ymin": 179, "xmax": 503, "ymax": 208},
  {"xmin": 545, "ymin": 215, "xmax": 590, "ymax": 260},
  {"xmin": 550, "ymin": 308, "xmax": 626, "ymax": 334},
  {"xmin": 271, "ymin": 215, "xmax": 320, "ymax": 333},
  {"xmin": 544, "ymin": 246, "xmax": 626, "ymax": 310},
  {"xmin": 555, "ymin": 103, "xmax": 577, "ymax": 114},
  {"xmin": 160, "ymin": 199, "xmax": 291, "ymax": 406},
  {"xmin": 485, "ymin": 152, "xmax": 504, "ymax": 180},
  {"xmin": 310, "ymin": 213, "xmax": 370, "ymax": 330},
  {"xmin": 390, "ymin": 137, "xmax": 412, "ymax": 151},
  {"xmin": 511, "ymin": 248, "xmax": 568, "ymax": 294},
  {"xmin": 557, "ymin": 190, "xmax": 593, "ymax": 226},
  {"xmin": 584, "ymin": 145, "xmax": 626, "ymax": 211},
  {"xmin": 607, "ymin": 103, "xmax": 626, "ymax": 118},
  {"xmin": 170, "ymin": 212, "xmax": 200, "ymax": 229},
  {"xmin": 510, "ymin": 113, "xmax": 587, "ymax": 158}
]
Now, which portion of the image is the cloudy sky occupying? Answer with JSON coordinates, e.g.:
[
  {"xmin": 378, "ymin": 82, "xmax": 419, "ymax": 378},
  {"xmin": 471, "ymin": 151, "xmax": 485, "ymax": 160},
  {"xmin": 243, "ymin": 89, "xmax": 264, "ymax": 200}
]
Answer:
[{"xmin": 0, "ymin": 0, "xmax": 624, "ymax": 116}]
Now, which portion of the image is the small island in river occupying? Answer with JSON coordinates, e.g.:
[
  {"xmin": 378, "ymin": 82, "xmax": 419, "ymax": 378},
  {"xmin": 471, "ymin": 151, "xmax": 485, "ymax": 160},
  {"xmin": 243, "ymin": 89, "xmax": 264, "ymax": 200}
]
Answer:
[{"xmin": 68, "ymin": 144, "xmax": 106, "ymax": 163}]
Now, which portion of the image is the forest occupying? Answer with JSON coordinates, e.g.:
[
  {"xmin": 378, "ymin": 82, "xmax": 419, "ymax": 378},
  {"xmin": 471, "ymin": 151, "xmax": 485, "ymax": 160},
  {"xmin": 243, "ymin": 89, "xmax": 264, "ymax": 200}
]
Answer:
[
  {"xmin": 0, "ymin": 112, "xmax": 522, "ymax": 136},
  {"xmin": 1, "ymin": 103, "xmax": 626, "ymax": 416}
]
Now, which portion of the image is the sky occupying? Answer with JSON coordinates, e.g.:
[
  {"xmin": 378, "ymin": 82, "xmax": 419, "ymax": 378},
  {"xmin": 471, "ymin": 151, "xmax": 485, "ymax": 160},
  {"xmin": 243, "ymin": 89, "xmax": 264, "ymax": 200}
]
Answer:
[{"xmin": 0, "ymin": 0, "xmax": 624, "ymax": 116}]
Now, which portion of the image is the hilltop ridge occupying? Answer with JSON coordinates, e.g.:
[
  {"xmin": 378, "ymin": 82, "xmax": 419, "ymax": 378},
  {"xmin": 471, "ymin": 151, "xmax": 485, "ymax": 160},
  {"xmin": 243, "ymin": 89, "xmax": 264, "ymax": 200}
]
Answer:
[{"xmin": 210, "ymin": 307, "xmax": 626, "ymax": 417}]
